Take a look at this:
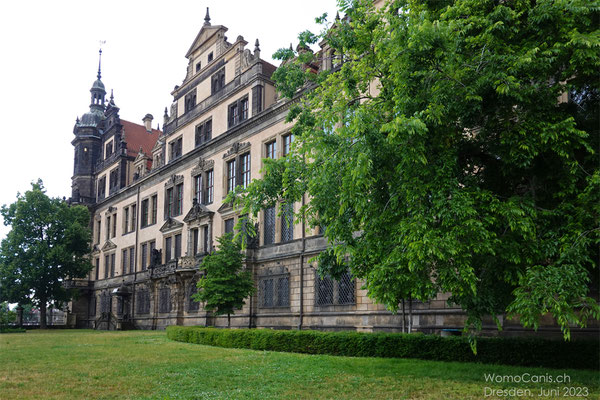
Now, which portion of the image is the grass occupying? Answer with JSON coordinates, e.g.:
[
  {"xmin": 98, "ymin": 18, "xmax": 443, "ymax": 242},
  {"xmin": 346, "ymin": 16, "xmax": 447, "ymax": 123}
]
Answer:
[{"xmin": 0, "ymin": 330, "xmax": 597, "ymax": 399}]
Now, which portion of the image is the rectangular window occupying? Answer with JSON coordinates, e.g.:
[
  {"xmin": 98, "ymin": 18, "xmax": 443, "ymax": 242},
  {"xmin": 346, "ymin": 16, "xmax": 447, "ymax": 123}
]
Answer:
[
  {"xmin": 240, "ymin": 153, "xmax": 251, "ymax": 189},
  {"xmin": 194, "ymin": 175, "xmax": 203, "ymax": 204},
  {"xmin": 129, "ymin": 247, "xmax": 135, "ymax": 274},
  {"xmin": 104, "ymin": 255, "xmax": 109, "ymax": 279},
  {"xmin": 281, "ymin": 203, "xmax": 294, "ymax": 242},
  {"xmin": 283, "ymin": 134, "xmax": 294, "ymax": 156},
  {"xmin": 252, "ymin": 85, "xmax": 263, "ymax": 115},
  {"xmin": 122, "ymin": 248, "xmax": 128, "ymax": 275},
  {"xmin": 211, "ymin": 68, "xmax": 225, "ymax": 94},
  {"xmin": 96, "ymin": 220, "xmax": 101, "ymax": 244},
  {"xmin": 228, "ymin": 96, "xmax": 249, "ymax": 128},
  {"xmin": 262, "ymin": 279, "xmax": 273, "ymax": 307},
  {"xmin": 151, "ymin": 195, "xmax": 157, "ymax": 224},
  {"xmin": 195, "ymin": 62, "xmax": 201, "ymax": 73},
  {"xmin": 141, "ymin": 243, "xmax": 148, "ymax": 271},
  {"xmin": 110, "ymin": 253, "xmax": 116, "ymax": 277},
  {"xmin": 195, "ymin": 119, "xmax": 212, "ymax": 147},
  {"xmin": 124, "ymin": 207, "xmax": 129, "ymax": 233},
  {"xmin": 170, "ymin": 137, "xmax": 183, "ymax": 161},
  {"xmin": 203, "ymin": 225, "xmax": 209, "ymax": 253},
  {"xmin": 141, "ymin": 199, "xmax": 149, "ymax": 228},
  {"xmin": 175, "ymin": 234, "xmax": 182, "ymax": 259},
  {"xmin": 264, "ymin": 206, "xmax": 275, "ymax": 245},
  {"xmin": 174, "ymin": 183, "xmax": 183, "ymax": 216},
  {"xmin": 130, "ymin": 205, "xmax": 136, "ymax": 232},
  {"xmin": 265, "ymin": 141, "xmax": 276, "ymax": 160},
  {"xmin": 206, "ymin": 170, "xmax": 214, "ymax": 204},
  {"xmin": 109, "ymin": 168, "xmax": 119, "ymax": 191},
  {"xmin": 165, "ymin": 237, "xmax": 172, "ymax": 262},
  {"xmin": 225, "ymin": 218, "xmax": 234, "ymax": 234},
  {"xmin": 106, "ymin": 216, "xmax": 111, "ymax": 241},
  {"xmin": 149, "ymin": 241, "xmax": 156, "ymax": 265},
  {"xmin": 95, "ymin": 258, "xmax": 100, "ymax": 280},
  {"xmin": 227, "ymin": 160, "xmax": 236, "ymax": 193},
  {"xmin": 184, "ymin": 89, "xmax": 197, "ymax": 113},
  {"xmin": 97, "ymin": 177, "xmax": 106, "ymax": 200},
  {"xmin": 105, "ymin": 141, "xmax": 113, "ymax": 158},
  {"xmin": 166, "ymin": 187, "xmax": 174, "ymax": 218},
  {"xmin": 208, "ymin": 52, "xmax": 213, "ymax": 62},
  {"xmin": 192, "ymin": 228, "xmax": 199, "ymax": 255},
  {"xmin": 277, "ymin": 276, "xmax": 290, "ymax": 307},
  {"xmin": 315, "ymin": 270, "xmax": 355, "ymax": 306},
  {"xmin": 112, "ymin": 213, "xmax": 117, "ymax": 238}
]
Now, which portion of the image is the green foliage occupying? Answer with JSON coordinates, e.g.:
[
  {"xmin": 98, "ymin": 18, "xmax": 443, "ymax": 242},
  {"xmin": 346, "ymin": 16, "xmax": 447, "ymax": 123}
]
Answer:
[
  {"xmin": 0, "ymin": 180, "xmax": 92, "ymax": 328},
  {"xmin": 233, "ymin": 0, "xmax": 600, "ymax": 338},
  {"xmin": 167, "ymin": 326, "xmax": 599, "ymax": 370},
  {"xmin": 192, "ymin": 233, "xmax": 255, "ymax": 320},
  {"xmin": 0, "ymin": 302, "xmax": 15, "ymax": 328}
]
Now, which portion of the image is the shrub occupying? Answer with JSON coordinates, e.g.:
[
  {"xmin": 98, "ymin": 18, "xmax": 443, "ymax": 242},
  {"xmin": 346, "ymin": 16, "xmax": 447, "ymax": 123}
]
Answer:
[{"xmin": 166, "ymin": 326, "xmax": 598, "ymax": 370}]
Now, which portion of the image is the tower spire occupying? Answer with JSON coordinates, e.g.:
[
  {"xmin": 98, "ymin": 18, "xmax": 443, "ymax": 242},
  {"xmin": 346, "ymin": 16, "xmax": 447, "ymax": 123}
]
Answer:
[
  {"xmin": 204, "ymin": 7, "xmax": 211, "ymax": 26},
  {"xmin": 97, "ymin": 48, "xmax": 102, "ymax": 79}
]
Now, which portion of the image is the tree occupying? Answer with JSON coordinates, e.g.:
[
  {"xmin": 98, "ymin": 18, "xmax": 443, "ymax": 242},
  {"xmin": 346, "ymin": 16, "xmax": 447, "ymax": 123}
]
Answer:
[
  {"xmin": 0, "ymin": 302, "xmax": 15, "ymax": 330},
  {"xmin": 232, "ymin": 0, "xmax": 599, "ymax": 338},
  {"xmin": 192, "ymin": 233, "xmax": 256, "ymax": 327},
  {"xmin": 0, "ymin": 180, "xmax": 92, "ymax": 329}
]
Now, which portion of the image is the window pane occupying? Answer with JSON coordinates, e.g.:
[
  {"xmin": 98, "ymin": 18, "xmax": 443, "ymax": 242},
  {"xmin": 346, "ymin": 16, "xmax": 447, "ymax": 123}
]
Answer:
[{"xmin": 264, "ymin": 207, "xmax": 275, "ymax": 245}]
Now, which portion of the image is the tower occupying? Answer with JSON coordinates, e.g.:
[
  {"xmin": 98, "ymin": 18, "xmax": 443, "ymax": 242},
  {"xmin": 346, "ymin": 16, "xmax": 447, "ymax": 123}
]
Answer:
[{"xmin": 71, "ymin": 50, "xmax": 106, "ymax": 204}]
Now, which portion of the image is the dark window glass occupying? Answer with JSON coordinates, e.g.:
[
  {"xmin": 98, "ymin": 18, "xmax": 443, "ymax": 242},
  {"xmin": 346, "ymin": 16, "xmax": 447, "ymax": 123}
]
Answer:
[
  {"xmin": 141, "ymin": 199, "xmax": 149, "ymax": 227},
  {"xmin": 262, "ymin": 279, "xmax": 273, "ymax": 307},
  {"xmin": 129, "ymin": 247, "xmax": 135, "ymax": 274},
  {"xmin": 188, "ymin": 283, "xmax": 199, "ymax": 312},
  {"xmin": 281, "ymin": 203, "xmax": 294, "ymax": 242},
  {"xmin": 283, "ymin": 134, "xmax": 294, "ymax": 156},
  {"xmin": 110, "ymin": 253, "xmax": 115, "ymax": 277},
  {"xmin": 264, "ymin": 206, "xmax": 275, "ymax": 245},
  {"xmin": 95, "ymin": 258, "xmax": 100, "ymax": 280},
  {"xmin": 265, "ymin": 141, "xmax": 276, "ymax": 159},
  {"xmin": 240, "ymin": 153, "xmax": 251, "ymax": 189},
  {"xmin": 175, "ymin": 183, "xmax": 183, "ymax": 216},
  {"xmin": 277, "ymin": 276, "xmax": 290, "ymax": 307},
  {"xmin": 159, "ymin": 287, "xmax": 171, "ymax": 313},
  {"xmin": 175, "ymin": 234, "xmax": 182, "ymax": 259},
  {"xmin": 122, "ymin": 249, "xmax": 128, "ymax": 275},
  {"xmin": 166, "ymin": 188, "xmax": 174, "ymax": 218},
  {"xmin": 194, "ymin": 175, "xmax": 203, "ymax": 204},
  {"xmin": 184, "ymin": 90, "xmax": 197, "ymax": 113},
  {"xmin": 316, "ymin": 275, "xmax": 333, "ymax": 305},
  {"xmin": 211, "ymin": 68, "xmax": 225, "ymax": 94},
  {"xmin": 104, "ymin": 255, "xmax": 109, "ymax": 279},
  {"xmin": 141, "ymin": 243, "xmax": 148, "ymax": 271},
  {"xmin": 165, "ymin": 237, "xmax": 172, "ymax": 262},
  {"xmin": 203, "ymin": 225, "xmax": 209, "ymax": 253},
  {"xmin": 225, "ymin": 218, "xmax": 234, "ymax": 234},
  {"xmin": 192, "ymin": 228, "xmax": 199, "ymax": 255},
  {"xmin": 206, "ymin": 170, "xmax": 214, "ymax": 203},
  {"xmin": 151, "ymin": 195, "xmax": 157, "ymax": 224},
  {"xmin": 227, "ymin": 160, "xmax": 236, "ymax": 193}
]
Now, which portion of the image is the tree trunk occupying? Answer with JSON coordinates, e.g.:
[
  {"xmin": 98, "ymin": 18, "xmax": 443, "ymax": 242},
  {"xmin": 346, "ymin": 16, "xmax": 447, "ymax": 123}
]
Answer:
[
  {"xmin": 39, "ymin": 299, "xmax": 47, "ymax": 329},
  {"xmin": 401, "ymin": 299, "xmax": 406, "ymax": 333},
  {"xmin": 408, "ymin": 296, "xmax": 413, "ymax": 333},
  {"xmin": 227, "ymin": 313, "xmax": 231, "ymax": 328}
]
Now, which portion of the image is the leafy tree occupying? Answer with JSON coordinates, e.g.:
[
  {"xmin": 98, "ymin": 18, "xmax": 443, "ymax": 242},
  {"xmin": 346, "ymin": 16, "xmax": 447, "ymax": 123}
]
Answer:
[
  {"xmin": 0, "ymin": 302, "xmax": 15, "ymax": 330},
  {"xmin": 0, "ymin": 180, "xmax": 92, "ymax": 329},
  {"xmin": 193, "ymin": 233, "xmax": 256, "ymax": 327},
  {"xmin": 232, "ymin": 0, "xmax": 599, "ymax": 338}
]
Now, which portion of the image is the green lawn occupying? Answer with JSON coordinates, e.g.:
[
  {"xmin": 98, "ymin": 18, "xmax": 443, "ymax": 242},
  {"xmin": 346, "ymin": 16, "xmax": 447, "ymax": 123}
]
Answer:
[{"xmin": 0, "ymin": 330, "xmax": 597, "ymax": 399}]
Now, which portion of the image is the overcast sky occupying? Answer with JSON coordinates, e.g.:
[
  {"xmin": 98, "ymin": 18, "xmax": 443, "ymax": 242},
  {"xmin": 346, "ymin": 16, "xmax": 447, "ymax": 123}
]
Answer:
[{"xmin": 0, "ymin": 0, "xmax": 339, "ymax": 240}]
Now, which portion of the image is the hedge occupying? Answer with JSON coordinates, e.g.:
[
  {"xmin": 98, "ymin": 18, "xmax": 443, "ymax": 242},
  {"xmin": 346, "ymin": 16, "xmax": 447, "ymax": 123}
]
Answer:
[
  {"xmin": 166, "ymin": 326, "xmax": 599, "ymax": 370},
  {"xmin": 0, "ymin": 327, "xmax": 26, "ymax": 334}
]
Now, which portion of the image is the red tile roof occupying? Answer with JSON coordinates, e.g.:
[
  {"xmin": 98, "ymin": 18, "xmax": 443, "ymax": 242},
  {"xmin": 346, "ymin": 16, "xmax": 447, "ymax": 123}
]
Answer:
[{"xmin": 121, "ymin": 119, "xmax": 161, "ymax": 160}]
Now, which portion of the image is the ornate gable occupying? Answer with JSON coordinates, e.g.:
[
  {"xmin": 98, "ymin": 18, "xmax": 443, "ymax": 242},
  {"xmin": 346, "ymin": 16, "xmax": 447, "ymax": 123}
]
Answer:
[
  {"xmin": 183, "ymin": 199, "xmax": 214, "ymax": 223},
  {"xmin": 191, "ymin": 157, "xmax": 215, "ymax": 176},
  {"xmin": 223, "ymin": 142, "xmax": 251, "ymax": 159},
  {"xmin": 101, "ymin": 240, "xmax": 117, "ymax": 252},
  {"xmin": 159, "ymin": 217, "xmax": 184, "ymax": 233},
  {"xmin": 165, "ymin": 174, "xmax": 184, "ymax": 188}
]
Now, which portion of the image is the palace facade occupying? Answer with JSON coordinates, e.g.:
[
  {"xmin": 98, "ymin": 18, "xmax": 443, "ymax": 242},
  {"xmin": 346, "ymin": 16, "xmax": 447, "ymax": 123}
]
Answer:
[{"xmin": 67, "ymin": 8, "xmax": 594, "ymax": 338}]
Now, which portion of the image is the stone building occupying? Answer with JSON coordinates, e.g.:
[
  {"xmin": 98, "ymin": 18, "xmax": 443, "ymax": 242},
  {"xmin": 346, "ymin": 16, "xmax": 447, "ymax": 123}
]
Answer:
[{"xmin": 67, "ymin": 8, "xmax": 595, "ymax": 338}]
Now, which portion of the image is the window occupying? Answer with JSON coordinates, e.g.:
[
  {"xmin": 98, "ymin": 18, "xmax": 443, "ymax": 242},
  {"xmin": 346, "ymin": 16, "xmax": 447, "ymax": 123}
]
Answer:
[
  {"xmin": 260, "ymin": 272, "xmax": 290, "ymax": 308},
  {"xmin": 283, "ymin": 134, "xmax": 294, "ymax": 156},
  {"xmin": 130, "ymin": 205, "xmax": 136, "ymax": 232},
  {"xmin": 109, "ymin": 168, "xmax": 119, "ymax": 192},
  {"xmin": 184, "ymin": 89, "xmax": 196, "ymax": 113},
  {"xmin": 97, "ymin": 177, "xmax": 106, "ymax": 200},
  {"xmin": 211, "ymin": 68, "xmax": 225, "ymax": 94},
  {"xmin": 195, "ymin": 62, "xmax": 201, "ymax": 72},
  {"xmin": 203, "ymin": 225, "xmax": 209, "ymax": 253},
  {"xmin": 207, "ymin": 52, "xmax": 213, "ymax": 62},
  {"xmin": 194, "ymin": 174, "xmax": 203, "ymax": 204},
  {"xmin": 240, "ymin": 153, "xmax": 251, "ymax": 189},
  {"xmin": 281, "ymin": 203, "xmax": 294, "ymax": 242},
  {"xmin": 124, "ymin": 207, "xmax": 130, "ymax": 233},
  {"xmin": 224, "ymin": 218, "xmax": 235, "ymax": 234},
  {"xmin": 175, "ymin": 234, "xmax": 182, "ymax": 259},
  {"xmin": 151, "ymin": 195, "xmax": 158, "ymax": 224},
  {"xmin": 159, "ymin": 286, "xmax": 171, "ymax": 313},
  {"xmin": 165, "ymin": 188, "xmax": 174, "ymax": 218},
  {"xmin": 264, "ymin": 206, "xmax": 275, "ymax": 245},
  {"xmin": 95, "ymin": 258, "xmax": 100, "ymax": 280},
  {"xmin": 175, "ymin": 183, "xmax": 183, "ymax": 216},
  {"xmin": 206, "ymin": 170, "xmax": 214, "ymax": 204},
  {"xmin": 149, "ymin": 241, "xmax": 156, "ymax": 266},
  {"xmin": 106, "ymin": 215, "xmax": 111, "ymax": 241},
  {"xmin": 141, "ymin": 199, "xmax": 149, "ymax": 228},
  {"xmin": 252, "ymin": 85, "xmax": 263, "ymax": 115},
  {"xmin": 165, "ymin": 237, "xmax": 172, "ymax": 262},
  {"xmin": 192, "ymin": 228, "xmax": 199, "ymax": 255},
  {"xmin": 141, "ymin": 243, "xmax": 148, "ymax": 271},
  {"xmin": 95, "ymin": 220, "xmax": 101, "ymax": 244},
  {"xmin": 105, "ymin": 141, "xmax": 113, "ymax": 159},
  {"xmin": 195, "ymin": 119, "xmax": 212, "ymax": 147},
  {"xmin": 188, "ymin": 283, "xmax": 199, "ymax": 312},
  {"xmin": 136, "ymin": 290, "xmax": 150, "ymax": 314},
  {"xmin": 315, "ymin": 270, "xmax": 355, "ymax": 306},
  {"xmin": 112, "ymin": 213, "xmax": 117, "ymax": 238},
  {"xmin": 129, "ymin": 247, "xmax": 135, "ymax": 274},
  {"xmin": 122, "ymin": 248, "xmax": 128, "ymax": 275},
  {"xmin": 123, "ymin": 204, "xmax": 136, "ymax": 233},
  {"xmin": 228, "ymin": 96, "xmax": 249, "ymax": 128},
  {"xmin": 265, "ymin": 141, "xmax": 276, "ymax": 160},
  {"xmin": 227, "ymin": 159, "xmax": 236, "ymax": 193},
  {"xmin": 169, "ymin": 137, "xmax": 183, "ymax": 161},
  {"xmin": 89, "ymin": 295, "xmax": 96, "ymax": 317},
  {"xmin": 110, "ymin": 253, "xmax": 116, "ymax": 277}
]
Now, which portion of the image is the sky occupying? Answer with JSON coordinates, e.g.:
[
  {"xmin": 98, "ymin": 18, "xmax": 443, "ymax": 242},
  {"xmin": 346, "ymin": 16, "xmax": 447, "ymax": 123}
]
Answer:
[{"xmin": 0, "ymin": 0, "xmax": 339, "ymax": 241}]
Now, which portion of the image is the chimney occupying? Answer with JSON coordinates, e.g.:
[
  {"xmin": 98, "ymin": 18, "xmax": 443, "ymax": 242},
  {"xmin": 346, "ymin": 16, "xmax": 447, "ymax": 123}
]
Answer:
[{"xmin": 142, "ymin": 114, "xmax": 153, "ymax": 132}]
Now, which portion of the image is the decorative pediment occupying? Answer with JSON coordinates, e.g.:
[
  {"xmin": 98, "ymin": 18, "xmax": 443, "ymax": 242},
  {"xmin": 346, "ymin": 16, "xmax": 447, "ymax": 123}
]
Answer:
[
  {"xmin": 159, "ymin": 217, "xmax": 184, "ymax": 233},
  {"xmin": 165, "ymin": 174, "xmax": 184, "ymax": 188},
  {"xmin": 185, "ymin": 24, "xmax": 228, "ymax": 58},
  {"xmin": 134, "ymin": 147, "xmax": 150, "ymax": 164},
  {"xmin": 217, "ymin": 201, "xmax": 233, "ymax": 215},
  {"xmin": 183, "ymin": 199, "xmax": 214, "ymax": 223},
  {"xmin": 151, "ymin": 137, "xmax": 164, "ymax": 153},
  {"xmin": 191, "ymin": 157, "xmax": 215, "ymax": 176},
  {"xmin": 101, "ymin": 240, "xmax": 117, "ymax": 252},
  {"xmin": 104, "ymin": 206, "xmax": 117, "ymax": 215},
  {"xmin": 223, "ymin": 142, "xmax": 251, "ymax": 159}
]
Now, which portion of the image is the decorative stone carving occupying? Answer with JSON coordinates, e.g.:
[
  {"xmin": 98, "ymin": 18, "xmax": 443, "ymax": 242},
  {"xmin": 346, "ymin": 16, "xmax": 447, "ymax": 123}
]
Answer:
[
  {"xmin": 101, "ymin": 240, "xmax": 117, "ymax": 252},
  {"xmin": 165, "ymin": 174, "xmax": 184, "ymax": 188},
  {"xmin": 223, "ymin": 142, "xmax": 250, "ymax": 159},
  {"xmin": 159, "ymin": 217, "xmax": 184, "ymax": 233},
  {"xmin": 191, "ymin": 157, "xmax": 215, "ymax": 176},
  {"xmin": 183, "ymin": 199, "xmax": 214, "ymax": 223}
]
